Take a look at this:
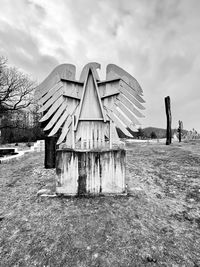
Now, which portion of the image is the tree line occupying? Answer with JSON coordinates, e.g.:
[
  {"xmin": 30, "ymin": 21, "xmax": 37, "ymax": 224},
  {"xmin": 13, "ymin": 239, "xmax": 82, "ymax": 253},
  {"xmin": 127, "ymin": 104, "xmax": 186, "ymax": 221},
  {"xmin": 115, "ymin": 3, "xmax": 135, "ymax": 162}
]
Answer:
[{"xmin": 0, "ymin": 56, "xmax": 44, "ymax": 143}]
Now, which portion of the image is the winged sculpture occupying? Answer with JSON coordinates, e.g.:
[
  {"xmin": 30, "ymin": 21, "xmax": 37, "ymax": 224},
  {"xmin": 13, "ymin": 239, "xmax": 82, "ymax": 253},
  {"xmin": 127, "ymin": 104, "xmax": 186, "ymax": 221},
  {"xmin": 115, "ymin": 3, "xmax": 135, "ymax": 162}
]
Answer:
[{"xmin": 35, "ymin": 62, "xmax": 145, "ymax": 149}]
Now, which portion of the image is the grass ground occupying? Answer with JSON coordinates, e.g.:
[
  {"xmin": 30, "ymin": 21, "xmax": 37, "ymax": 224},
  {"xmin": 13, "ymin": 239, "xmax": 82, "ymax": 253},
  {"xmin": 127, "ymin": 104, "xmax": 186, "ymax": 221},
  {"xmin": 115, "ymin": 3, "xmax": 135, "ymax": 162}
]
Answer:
[{"xmin": 0, "ymin": 141, "xmax": 200, "ymax": 266}]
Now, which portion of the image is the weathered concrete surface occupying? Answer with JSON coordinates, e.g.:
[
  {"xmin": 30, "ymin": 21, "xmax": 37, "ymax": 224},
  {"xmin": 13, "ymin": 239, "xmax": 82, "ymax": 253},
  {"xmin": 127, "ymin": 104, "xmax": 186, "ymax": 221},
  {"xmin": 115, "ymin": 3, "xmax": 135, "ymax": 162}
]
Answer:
[{"xmin": 56, "ymin": 149, "xmax": 126, "ymax": 196}]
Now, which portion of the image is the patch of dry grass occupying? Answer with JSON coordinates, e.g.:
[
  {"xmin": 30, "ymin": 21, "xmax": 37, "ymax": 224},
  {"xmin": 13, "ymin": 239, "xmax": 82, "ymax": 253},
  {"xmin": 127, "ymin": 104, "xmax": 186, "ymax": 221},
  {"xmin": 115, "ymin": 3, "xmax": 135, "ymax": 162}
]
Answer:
[{"xmin": 0, "ymin": 142, "xmax": 200, "ymax": 266}]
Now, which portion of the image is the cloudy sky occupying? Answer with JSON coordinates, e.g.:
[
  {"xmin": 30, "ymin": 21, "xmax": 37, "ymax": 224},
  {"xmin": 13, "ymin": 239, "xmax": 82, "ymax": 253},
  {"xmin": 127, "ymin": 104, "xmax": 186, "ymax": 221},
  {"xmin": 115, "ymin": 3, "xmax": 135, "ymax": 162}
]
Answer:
[{"xmin": 0, "ymin": 0, "xmax": 200, "ymax": 131}]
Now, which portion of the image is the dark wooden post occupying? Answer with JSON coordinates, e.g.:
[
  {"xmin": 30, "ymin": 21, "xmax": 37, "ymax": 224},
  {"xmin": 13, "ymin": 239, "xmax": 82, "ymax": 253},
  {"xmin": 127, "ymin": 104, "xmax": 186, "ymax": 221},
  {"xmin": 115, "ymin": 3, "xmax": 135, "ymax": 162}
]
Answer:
[
  {"xmin": 165, "ymin": 96, "xmax": 172, "ymax": 145},
  {"xmin": 178, "ymin": 120, "xmax": 183, "ymax": 142},
  {"xmin": 41, "ymin": 118, "xmax": 57, "ymax": 169},
  {"xmin": 44, "ymin": 136, "xmax": 57, "ymax": 168}
]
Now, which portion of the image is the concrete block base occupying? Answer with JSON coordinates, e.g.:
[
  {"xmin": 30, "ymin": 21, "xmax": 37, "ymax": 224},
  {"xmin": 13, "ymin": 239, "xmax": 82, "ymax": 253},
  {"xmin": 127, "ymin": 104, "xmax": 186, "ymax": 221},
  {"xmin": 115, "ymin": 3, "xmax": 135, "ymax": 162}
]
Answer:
[{"xmin": 56, "ymin": 148, "xmax": 126, "ymax": 196}]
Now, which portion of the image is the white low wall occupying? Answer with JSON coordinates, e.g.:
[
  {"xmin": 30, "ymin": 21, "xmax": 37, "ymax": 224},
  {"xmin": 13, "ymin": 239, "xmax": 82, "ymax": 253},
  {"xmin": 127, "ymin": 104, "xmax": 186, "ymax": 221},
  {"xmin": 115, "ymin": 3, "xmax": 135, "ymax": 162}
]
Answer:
[{"xmin": 31, "ymin": 140, "xmax": 45, "ymax": 152}]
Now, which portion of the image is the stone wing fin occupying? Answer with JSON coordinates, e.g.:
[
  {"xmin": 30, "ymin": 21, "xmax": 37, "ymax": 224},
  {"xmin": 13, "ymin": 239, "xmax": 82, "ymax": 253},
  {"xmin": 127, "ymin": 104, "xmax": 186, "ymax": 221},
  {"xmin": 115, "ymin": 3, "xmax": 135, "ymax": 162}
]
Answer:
[
  {"xmin": 106, "ymin": 64, "xmax": 144, "ymax": 96},
  {"xmin": 35, "ymin": 64, "xmax": 80, "ymax": 143},
  {"xmin": 102, "ymin": 64, "xmax": 145, "ymax": 136}
]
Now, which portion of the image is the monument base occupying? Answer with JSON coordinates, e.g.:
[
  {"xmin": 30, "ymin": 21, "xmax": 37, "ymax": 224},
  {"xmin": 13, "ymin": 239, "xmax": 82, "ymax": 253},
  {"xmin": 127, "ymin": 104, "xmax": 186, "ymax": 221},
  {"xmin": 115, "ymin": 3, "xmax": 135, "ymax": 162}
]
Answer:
[{"xmin": 56, "ymin": 148, "xmax": 126, "ymax": 196}]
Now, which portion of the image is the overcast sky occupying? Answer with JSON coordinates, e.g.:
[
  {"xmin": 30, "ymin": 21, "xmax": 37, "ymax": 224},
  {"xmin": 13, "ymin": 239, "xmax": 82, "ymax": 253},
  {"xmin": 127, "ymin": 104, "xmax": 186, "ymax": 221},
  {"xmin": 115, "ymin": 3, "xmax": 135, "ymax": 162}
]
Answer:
[{"xmin": 0, "ymin": 0, "xmax": 200, "ymax": 131}]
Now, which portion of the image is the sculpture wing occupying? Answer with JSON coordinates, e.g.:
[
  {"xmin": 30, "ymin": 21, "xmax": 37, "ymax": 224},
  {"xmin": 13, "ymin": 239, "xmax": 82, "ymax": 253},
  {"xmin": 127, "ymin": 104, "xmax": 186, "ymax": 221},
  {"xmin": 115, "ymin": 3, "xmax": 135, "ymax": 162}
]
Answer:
[
  {"xmin": 35, "ymin": 64, "xmax": 76, "ymax": 100},
  {"xmin": 106, "ymin": 64, "xmax": 144, "ymax": 96},
  {"xmin": 35, "ymin": 64, "xmax": 81, "ymax": 144},
  {"xmin": 101, "ymin": 64, "xmax": 145, "ymax": 137}
]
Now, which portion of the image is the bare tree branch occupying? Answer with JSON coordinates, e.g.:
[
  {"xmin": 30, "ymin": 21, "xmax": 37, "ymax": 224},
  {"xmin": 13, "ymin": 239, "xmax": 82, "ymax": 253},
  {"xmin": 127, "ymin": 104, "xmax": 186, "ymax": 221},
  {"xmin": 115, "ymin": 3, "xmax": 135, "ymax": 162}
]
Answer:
[{"xmin": 0, "ymin": 56, "xmax": 36, "ymax": 112}]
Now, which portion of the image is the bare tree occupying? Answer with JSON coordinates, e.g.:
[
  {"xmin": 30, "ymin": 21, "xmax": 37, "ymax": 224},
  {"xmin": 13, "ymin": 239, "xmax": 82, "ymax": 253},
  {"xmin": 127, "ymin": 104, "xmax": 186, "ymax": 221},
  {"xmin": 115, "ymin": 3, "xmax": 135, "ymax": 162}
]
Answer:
[{"xmin": 0, "ymin": 56, "xmax": 36, "ymax": 113}]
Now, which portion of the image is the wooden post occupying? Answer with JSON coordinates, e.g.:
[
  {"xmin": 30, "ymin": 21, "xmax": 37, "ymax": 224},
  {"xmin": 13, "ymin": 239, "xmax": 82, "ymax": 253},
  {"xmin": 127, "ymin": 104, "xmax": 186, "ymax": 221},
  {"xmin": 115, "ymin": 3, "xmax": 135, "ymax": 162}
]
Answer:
[
  {"xmin": 165, "ymin": 96, "xmax": 172, "ymax": 145},
  {"xmin": 44, "ymin": 135, "xmax": 57, "ymax": 168},
  {"xmin": 178, "ymin": 120, "xmax": 183, "ymax": 142}
]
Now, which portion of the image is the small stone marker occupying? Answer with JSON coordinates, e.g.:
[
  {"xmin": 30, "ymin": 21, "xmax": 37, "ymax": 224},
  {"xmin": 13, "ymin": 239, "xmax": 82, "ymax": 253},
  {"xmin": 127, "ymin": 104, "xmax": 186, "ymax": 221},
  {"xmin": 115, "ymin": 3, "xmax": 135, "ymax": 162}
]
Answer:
[{"xmin": 37, "ymin": 188, "xmax": 51, "ymax": 196}]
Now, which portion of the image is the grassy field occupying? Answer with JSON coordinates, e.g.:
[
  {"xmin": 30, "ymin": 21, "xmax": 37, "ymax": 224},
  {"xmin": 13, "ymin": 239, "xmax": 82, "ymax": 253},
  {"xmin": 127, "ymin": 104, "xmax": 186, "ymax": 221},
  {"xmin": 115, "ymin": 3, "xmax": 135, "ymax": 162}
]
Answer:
[{"xmin": 0, "ymin": 141, "xmax": 200, "ymax": 266}]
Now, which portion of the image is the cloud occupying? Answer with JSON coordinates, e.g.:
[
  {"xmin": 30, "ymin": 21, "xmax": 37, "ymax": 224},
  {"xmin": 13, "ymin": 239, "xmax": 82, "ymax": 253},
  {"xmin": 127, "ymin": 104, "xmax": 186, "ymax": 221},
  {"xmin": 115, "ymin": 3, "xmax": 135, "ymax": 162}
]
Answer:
[
  {"xmin": 0, "ymin": 0, "xmax": 200, "ymax": 131},
  {"xmin": 0, "ymin": 20, "xmax": 59, "ymax": 81}
]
